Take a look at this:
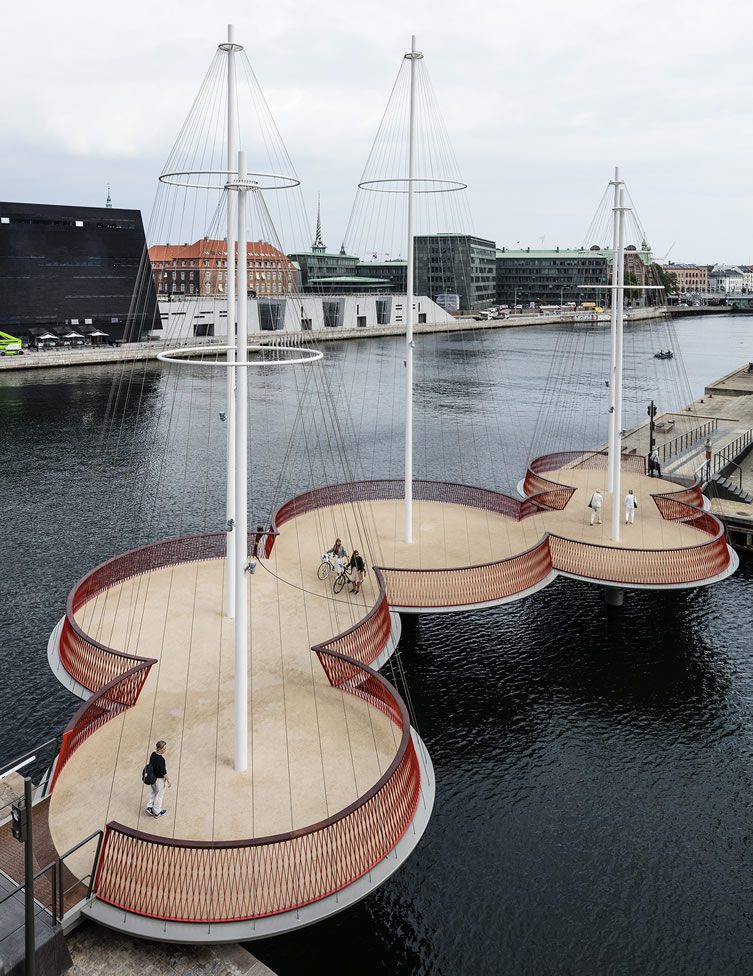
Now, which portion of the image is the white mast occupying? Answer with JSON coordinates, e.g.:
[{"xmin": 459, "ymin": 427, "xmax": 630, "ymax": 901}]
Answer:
[
  {"xmin": 607, "ymin": 166, "xmax": 621, "ymax": 494},
  {"xmin": 610, "ymin": 187, "xmax": 627, "ymax": 544},
  {"xmin": 234, "ymin": 149, "xmax": 249, "ymax": 772},
  {"xmin": 224, "ymin": 24, "xmax": 239, "ymax": 618},
  {"xmin": 404, "ymin": 35, "xmax": 421, "ymax": 545}
]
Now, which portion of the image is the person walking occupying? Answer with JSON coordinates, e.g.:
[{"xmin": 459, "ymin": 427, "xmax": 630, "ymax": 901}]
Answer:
[
  {"xmin": 146, "ymin": 740, "xmax": 171, "ymax": 817},
  {"xmin": 348, "ymin": 550, "xmax": 366, "ymax": 594},
  {"xmin": 588, "ymin": 489, "xmax": 604, "ymax": 525},
  {"xmin": 649, "ymin": 450, "xmax": 662, "ymax": 478},
  {"xmin": 624, "ymin": 489, "xmax": 638, "ymax": 525}
]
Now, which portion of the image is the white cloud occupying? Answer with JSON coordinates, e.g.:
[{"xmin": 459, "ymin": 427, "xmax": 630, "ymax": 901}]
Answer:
[{"xmin": 2, "ymin": 0, "xmax": 753, "ymax": 262}]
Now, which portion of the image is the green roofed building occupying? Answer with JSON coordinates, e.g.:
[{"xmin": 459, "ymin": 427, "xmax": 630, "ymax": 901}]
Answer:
[
  {"xmin": 307, "ymin": 275, "xmax": 393, "ymax": 293},
  {"xmin": 495, "ymin": 244, "xmax": 659, "ymax": 308},
  {"xmin": 495, "ymin": 247, "xmax": 610, "ymax": 307}
]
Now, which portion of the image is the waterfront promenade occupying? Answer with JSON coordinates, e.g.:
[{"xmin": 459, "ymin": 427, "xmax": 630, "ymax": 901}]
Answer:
[{"xmin": 0, "ymin": 306, "xmax": 671, "ymax": 372}]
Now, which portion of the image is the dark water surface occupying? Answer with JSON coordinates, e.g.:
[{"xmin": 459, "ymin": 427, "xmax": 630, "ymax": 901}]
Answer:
[{"xmin": 1, "ymin": 314, "xmax": 752, "ymax": 975}]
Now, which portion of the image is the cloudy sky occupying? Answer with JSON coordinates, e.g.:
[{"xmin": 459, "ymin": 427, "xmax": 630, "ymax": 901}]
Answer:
[{"xmin": 3, "ymin": 0, "xmax": 752, "ymax": 264}]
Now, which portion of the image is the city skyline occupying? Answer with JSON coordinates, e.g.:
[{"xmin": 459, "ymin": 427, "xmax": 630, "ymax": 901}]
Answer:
[{"xmin": 3, "ymin": 0, "xmax": 752, "ymax": 264}]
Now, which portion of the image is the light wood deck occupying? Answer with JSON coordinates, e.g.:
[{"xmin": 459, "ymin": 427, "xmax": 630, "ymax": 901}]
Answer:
[
  {"xmin": 49, "ymin": 530, "xmax": 399, "ymax": 876},
  {"xmin": 49, "ymin": 469, "xmax": 708, "ymax": 878},
  {"xmin": 272, "ymin": 472, "xmax": 708, "ymax": 586}
]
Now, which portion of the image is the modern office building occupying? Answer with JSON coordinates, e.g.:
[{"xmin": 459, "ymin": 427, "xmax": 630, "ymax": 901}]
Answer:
[
  {"xmin": 149, "ymin": 239, "xmax": 297, "ymax": 298},
  {"xmin": 355, "ymin": 259, "xmax": 407, "ymax": 292},
  {"xmin": 0, "ymin": 201, "xmax": 157, "ymax": 343},
  {"xmin": 414, "ymin": 234, "xmax": 496, "ymax": 311},
  {"xmin": 495, "ymin": 247, "xmax": 610, "ymax": 307}
]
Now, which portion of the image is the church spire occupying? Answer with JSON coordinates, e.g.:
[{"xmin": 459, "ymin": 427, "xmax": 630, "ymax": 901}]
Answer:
[
  {"xmin": 312, "ymin": 193, "xmax": 325, "ymax": 252},
  {"xmin": 106, "ymin": 183, "xmax": 112, "ymax": 209}
]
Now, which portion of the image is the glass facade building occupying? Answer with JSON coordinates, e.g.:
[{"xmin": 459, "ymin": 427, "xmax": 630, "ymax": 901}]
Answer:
[
  {"xmin": 414, "ymin": 234, "xmax": 496, "ymax": 311},
  {"xmin": 495, "ymin": 248, "xmax": 610, "ymax": 307}
]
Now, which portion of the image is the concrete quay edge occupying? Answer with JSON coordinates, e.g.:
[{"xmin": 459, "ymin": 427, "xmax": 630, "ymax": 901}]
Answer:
[{"xmin": 0, "ymin": 307, "xmax": 673, "ymax": 372}]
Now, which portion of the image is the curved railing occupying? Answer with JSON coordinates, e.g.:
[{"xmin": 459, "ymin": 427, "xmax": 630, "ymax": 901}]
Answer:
[
  {"xmin": 270, "ymin": 479, "xmax": 575, "ymax": 552},
  {"xmin": 549, "ymin": 495, "xmax": 729, "ymax": 584},
  {"xmin": 271, "ymin": 479, "xmax": 528, "ymax": 538},
  {"xmin": 267, "ymin": 471, "xmax": 730, "ymax": 607},
  {"xmin": 54, "ymin": 465, "xmax": 731, "ymax": 920},
  {"xmin": 53, "ymin": 527, "xmax": 423, "ymax": 923},
  {"xmin": 93, "ymin": 657, "xmax": 420, "ymax": 922},
  {"xmin": 523, "ymin": 450, "xmax": 646, "ymax": 499},
  {"xmin": 52, "ymin": 532, "xmax": 234, "ymax": 790},
  {"xmin": 379, "ymin": 538, "xmax": 553, "ymax": 609},
  {"xmin": 652, "ymin": 480, "xmax": 705, "ymax": 512},
  {"xmin": 57, "ymin": 531, "xmax": 285, "ymax": 692},
  {"xmin": 312, "ymin": 570, "xmax": 394, "ymax": 680},
  {"xmin": 49, "ymin": 661, "xmax": 154, "ymax": 793}
]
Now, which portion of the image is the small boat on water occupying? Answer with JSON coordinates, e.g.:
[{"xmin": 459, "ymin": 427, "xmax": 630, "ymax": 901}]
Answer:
[{"xmin": 654, "ymin": 350, "xmax": 674, "ymax": 360}]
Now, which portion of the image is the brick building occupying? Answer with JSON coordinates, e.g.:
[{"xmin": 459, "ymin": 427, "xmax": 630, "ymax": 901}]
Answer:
[
  {"xmin": 149, "ymin": 239, "xmax": 297, "ymax": 298},
  {"xmin": 663, "ymin": 263, "xmax": 709, "ymax": 294}
]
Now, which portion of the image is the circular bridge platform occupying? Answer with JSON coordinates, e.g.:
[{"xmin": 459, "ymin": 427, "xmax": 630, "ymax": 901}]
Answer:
[
  {"xmin": 48, "ymin": 519, "xmax": 433, "ymax": 939},
  {"xmin": 47, "ymin": 450, "xmax": 733, "ymax": 938}
]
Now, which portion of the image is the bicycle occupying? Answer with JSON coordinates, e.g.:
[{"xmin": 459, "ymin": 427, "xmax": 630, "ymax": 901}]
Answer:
[
  {"xmin": 332, "ymin": 566, "xmax": 352, "ymax": 594},
  {"xmin": 317, "ymin": 551, "xmax": 343, "ymax": 581}
]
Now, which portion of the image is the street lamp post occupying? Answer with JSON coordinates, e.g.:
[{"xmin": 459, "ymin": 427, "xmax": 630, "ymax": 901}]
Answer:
[
  {"xmin": 648, "ymin": 400, "xmax": 657, "ymax": 454},
  {"xmin": 10, "ymin": 776, "xmax": 35, "ymax": 976}
]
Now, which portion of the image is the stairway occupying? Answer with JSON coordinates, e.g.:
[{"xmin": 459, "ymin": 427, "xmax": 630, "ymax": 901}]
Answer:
[{"xmin": 711, "ymin": 474, "xmax": 753, "ymax": 504}]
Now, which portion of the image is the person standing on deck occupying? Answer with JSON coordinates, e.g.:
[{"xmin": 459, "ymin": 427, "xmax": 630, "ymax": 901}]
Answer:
[
  {"xmin": 348, "ymin": 550, "xmax": 366, "ymax": 594},
  {"xmin": 588, "ymin": 489, "xmax": 604, "ymax": 525},
  {"xmin": 624, "ymin": 490, "xmax": 638, "ymax": 525},
  {"xmin": 146, "ymin": 740, "xmax": 170, "ymax": 817},
  {"xmin": 649, "ymin": 450, "xmax": 662, "ymax": 478}
]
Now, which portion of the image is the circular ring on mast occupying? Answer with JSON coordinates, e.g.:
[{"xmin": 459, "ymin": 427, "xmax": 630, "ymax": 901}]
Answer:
[
  {"xmin": 159, "ymin": 170, "xmax": 301, "ymax": 191},
  {"xmin": 157, "ymin": 344, "xmax": 324, "ymax": 367},
  {"xmin": 358, "ymin": 177, "xmax": 467, "ymax": 194},
  {"xmin": 218, "ymin": 42, "xmax": 244, "ymax": 52}
]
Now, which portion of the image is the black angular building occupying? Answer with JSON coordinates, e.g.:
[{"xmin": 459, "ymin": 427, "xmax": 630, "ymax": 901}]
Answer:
[{"xmin": 0, "ymin": 201, "xmax": 158, "ymax": 343}]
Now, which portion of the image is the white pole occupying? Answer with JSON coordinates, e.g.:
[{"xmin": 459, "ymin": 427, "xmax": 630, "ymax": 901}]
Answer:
[
  {"xmin": 234, "ymin": 149, "xmax": 249, "ymax": 772},
  {"xmin": 225, "ymin": 24, "xmax": 238, "ymax": 618},
  {"xmin": 611, "ymin": 188, "xmax": 626, "ymax": 544},
  {"xmin": 404, "ymin": 35, "xmax": 420, "ymax": 545},
  {"xmin": 607, "ymin": 166, "xmax": 620, "ymax": 493}
]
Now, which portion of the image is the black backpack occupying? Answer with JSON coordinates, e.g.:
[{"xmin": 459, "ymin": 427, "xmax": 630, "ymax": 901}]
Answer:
[{"xmin": 142, "ymin": 763, "xmax": 157, "ymax": 786}]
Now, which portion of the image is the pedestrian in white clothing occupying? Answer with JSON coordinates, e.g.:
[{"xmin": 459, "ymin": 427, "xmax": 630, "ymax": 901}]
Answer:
[
  {"xmin": 588, "ymin": 489, "xmax": 604, "ymax": 525},
  {"xmin": 624, "ymin": 489, "xmax": 638, "ymax": 524}
]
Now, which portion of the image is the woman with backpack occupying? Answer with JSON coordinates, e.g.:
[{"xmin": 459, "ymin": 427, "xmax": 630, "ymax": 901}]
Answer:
[{"xmin": 145, "ymin": 740, "xmax": 171, "ymax": 817}]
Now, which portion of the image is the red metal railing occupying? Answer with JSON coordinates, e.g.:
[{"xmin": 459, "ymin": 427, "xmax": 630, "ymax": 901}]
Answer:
[
  {"xmin": 58, "ymin": 532, "xmax": 266, "ymax": 693},
  {"xmin": 523, "ymin": 450, "xmax": 646, "ymax": 498},
  {"xmin": 270, "ymin": 479, "xmax": 572, "ymax": 545},
  {"xmin": 652, "ymin": 482, "xmax": 705, "ymax": 512},
  {"xmin": 267, "ymin": 473, "xmax": 729, "ymax": 608},
  {"xmin": 93, "ymin": 650, "xmax": 421, "ymax": 923},
  {"xmin": 53, "ymin": 526, "xmax": 422, "ymax": 923},
  {"xmin": 49, "ymin": 661, "xmax": 154, "ymax": 793},
  {"xmin": 379, "ymin": 538, "xmax": 553, "ymax": 609},
  {"xmin": 548, "ymin": 494, "xmax": 728, "ymax": 584},
  {"xmin": 311, "ymin": 571, "xmax": 393, "ymax": 681}
]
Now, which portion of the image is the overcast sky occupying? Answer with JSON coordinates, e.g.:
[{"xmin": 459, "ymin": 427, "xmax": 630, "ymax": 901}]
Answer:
[{"xmin": 3, "ymin": 0, "xmax": 752, "ymax": 264}]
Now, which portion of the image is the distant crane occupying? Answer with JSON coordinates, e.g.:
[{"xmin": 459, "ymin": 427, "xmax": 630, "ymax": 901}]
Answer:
[{"xmin": 659, "ymin": 241, "xmax": 676, "ymax": 263}]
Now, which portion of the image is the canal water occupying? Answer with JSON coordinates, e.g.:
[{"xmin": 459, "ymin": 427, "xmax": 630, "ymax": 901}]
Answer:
[{"xmin": 1, "ymin": 314, "xmax": 752, "ymax": 975}]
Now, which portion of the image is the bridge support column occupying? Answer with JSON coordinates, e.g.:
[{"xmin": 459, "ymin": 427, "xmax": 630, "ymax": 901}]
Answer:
[{"xmin": 603, "ymin": 587, "xmax": 625, "ymax": 607}]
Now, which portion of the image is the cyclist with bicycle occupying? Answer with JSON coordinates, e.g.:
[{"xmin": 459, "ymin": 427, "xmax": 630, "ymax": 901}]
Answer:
[{"xmin": 326, "ymin": 537, "xmax": 348, "ymax": 574}]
